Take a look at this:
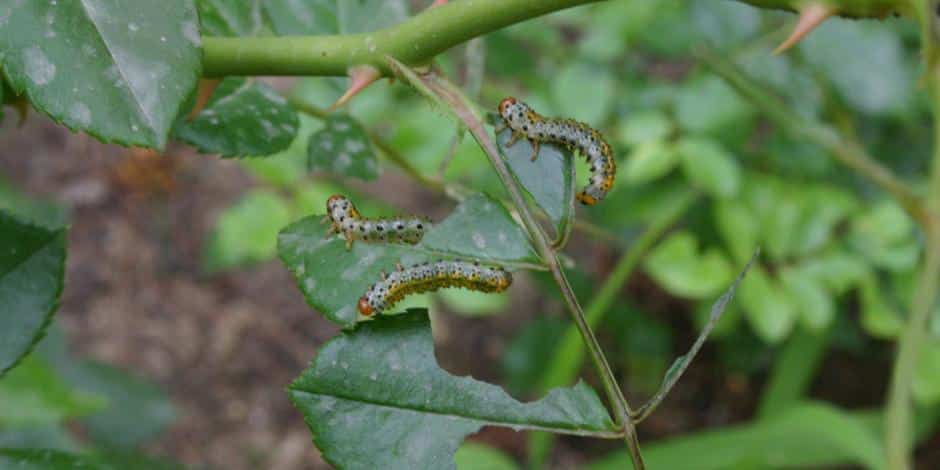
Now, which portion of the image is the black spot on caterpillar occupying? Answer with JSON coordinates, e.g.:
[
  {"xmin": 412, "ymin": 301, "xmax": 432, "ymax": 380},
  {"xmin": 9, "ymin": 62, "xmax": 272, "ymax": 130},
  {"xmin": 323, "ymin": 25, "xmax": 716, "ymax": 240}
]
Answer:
[
  {"xmin": 497, "ymin": 97, "xmax": 616, "ymax": 205},
  {"xmin": 357, "ymin": 260, "xmax": 512, "ymax": 316},
  {"xmin": 324, "ymin": 195, "xmax": 430, "ymax": 250}
]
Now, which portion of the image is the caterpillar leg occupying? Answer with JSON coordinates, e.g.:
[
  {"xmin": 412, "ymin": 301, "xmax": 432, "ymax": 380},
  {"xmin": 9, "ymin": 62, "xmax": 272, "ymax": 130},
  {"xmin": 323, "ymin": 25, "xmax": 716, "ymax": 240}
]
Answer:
[
  {"xmin": 345, "ymin": 237, "xmax": 354, "ymax": 251},
  {"xmin": 528, "ymin": 139, "xmax": 540, "ymax": 162},
  {"xmin": 506, "ymin": 131, "xmax": 522, "ymax": 148}
]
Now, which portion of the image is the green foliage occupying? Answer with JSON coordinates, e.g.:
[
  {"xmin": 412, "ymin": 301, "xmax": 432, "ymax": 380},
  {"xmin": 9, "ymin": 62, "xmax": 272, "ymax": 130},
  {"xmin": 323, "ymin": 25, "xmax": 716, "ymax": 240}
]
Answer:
[
  {"xmin": 589, "ymin": 402, "xmax": 885, "ymax": 470},
  {"xmin": 0, "ymin": 211, "xmax": 66, "ymax": 376},
  {"xmin": 0, "ymin": 1, "xmax": 201, "ymax": 148},
  {"xmin": 644, "ymin": 231, "xmax": 733, "ymax": 300},
  {"xmin": 176, "ymin": 78, "xmax": 299, "ymax": 158},
  {"xmin": 289, "ymin": 310, "xmax": 614, "ymax": 469},
  {"xmin": 0, "ymin": 356, "xmax": 105, "ymax": 427},
  {"xmin": 0, "ymin": 448, "xmax": 181, "ymax": 470}
]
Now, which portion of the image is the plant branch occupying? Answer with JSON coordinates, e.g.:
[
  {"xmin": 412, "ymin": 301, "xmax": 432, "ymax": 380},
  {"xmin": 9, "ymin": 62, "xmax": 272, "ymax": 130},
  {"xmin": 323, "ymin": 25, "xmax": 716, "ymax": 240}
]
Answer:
[
  {"xmin": 696, "ymin": 46, "xmax": 928, "ymax": 226},
  {"xmin": 885, "ymin": 3, "xmax": 940, "ymax": 467},
  {"xmin": 200, "ymin": 0, "xmax": 909, "ymax": 79},
  {"xmin": 202, "ymin": 0, "xmax": 602, "ymax": 77},
  {"xmin": 384, "ymin": 61, "xmax": 645, "ymax": 469}
]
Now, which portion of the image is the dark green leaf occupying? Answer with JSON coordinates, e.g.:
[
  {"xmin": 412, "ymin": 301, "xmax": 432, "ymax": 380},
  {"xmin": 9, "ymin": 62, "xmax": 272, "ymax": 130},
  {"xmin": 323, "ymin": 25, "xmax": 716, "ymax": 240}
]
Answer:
[
  {"xmin": 176, "ymin": 78, "xmax": 298, "ymax": 158},
  {"xmin": 0, "ymin": 357, "xmax": 105, "ymax": 426},
  {"xmin": 278, "ymin": 193, "xmax": 539, "ymax": 327},
  {"xmin": 307, "ymin": 114, "xmax": 379, "ymax": 180},
  {"xmin": 290, "ymin": 311, "xmax": 615, "ymax": 469},
  {"xmin": 0, "ymin": 212, "xmax": 66, "ymax": 376},
  {"xmin": 204, "ymin": 190, "xmax": 292, "ymax": 272},
  {"xmin": 264, "ymin": 0, "xmax": 408, "ymax": 36},
  {"xmin": 0, "ymin": 1, "xmax": 202, "ymax": 148},
  {"xmin": 495, "ymin": 128, "xmax": 574, "ymax": 237},
  {"xmin": 0, "ymin": 448, "xmax": 182, "ymax": 470},
  {"xmin": 197, "ymin": 0, "xmax": 263, "ymax": 37}
]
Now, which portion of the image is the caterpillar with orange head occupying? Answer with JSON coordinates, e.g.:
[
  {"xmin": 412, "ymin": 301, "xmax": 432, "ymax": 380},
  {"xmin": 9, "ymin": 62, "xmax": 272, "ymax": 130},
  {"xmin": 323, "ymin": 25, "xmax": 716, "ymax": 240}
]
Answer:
[
  {"xmin": 497, "ymin": 97, "xmax": 616, "ymax": 205},
  {"xmin": 324, "ymin": 195, "xmax": 430, "ymax": 250},
  {"xmin": 357, "ymin": 260, "xmax": 512, "ymax": 317}
]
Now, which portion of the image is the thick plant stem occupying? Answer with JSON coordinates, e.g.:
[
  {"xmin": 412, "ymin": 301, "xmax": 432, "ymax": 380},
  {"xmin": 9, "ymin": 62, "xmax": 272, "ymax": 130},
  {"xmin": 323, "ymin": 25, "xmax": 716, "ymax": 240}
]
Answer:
[
  {"xmin": 201, "ymin": 1, "xmax": 908, "ymax": 79},
  {"xmin": 885, "ymin": 4, "xmax": 940, "ymax": 464},
  {"xmin": 202, "ymin": 0, "xmax": 601, "ymax": 77}
]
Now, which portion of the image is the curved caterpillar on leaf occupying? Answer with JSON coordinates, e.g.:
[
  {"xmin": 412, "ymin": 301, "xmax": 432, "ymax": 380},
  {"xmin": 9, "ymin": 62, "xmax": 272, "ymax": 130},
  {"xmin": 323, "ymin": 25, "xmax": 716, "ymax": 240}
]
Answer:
[
  {"xmin": 497, "ymin": 97, "xmax": 616, "ymax": 205},
  {"xmin": 358, "ymin": 260, "xmax": 512, "ymax": 316},
  {"xmin": 324, "ymin": 195, "xmax": 430, "ymax": 250}
]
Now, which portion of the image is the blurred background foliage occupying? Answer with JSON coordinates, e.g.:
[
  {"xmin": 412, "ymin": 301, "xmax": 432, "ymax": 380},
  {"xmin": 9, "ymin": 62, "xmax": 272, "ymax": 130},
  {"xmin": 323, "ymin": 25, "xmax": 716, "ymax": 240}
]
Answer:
[{"xmin": 3, "ymin": 0, "xmax": 940, "ymax": 468}]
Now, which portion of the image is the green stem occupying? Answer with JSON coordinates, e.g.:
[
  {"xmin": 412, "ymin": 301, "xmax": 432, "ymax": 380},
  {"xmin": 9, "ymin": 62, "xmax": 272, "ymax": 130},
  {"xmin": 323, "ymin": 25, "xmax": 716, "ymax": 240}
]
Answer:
[
  {"xmin": 538, "ymin": 190, "xmax": 696, "ymax": 393},
  {"xmin": 202, "ymin": 0, "xmax": 601, "ymax": 77},
  {"xmin": 885, "ymin": 4, "xmax": 940, "ymax": 468},
  {"xmin": 528, "ymin": 190, "xmax": 693, "ymax": 467}
]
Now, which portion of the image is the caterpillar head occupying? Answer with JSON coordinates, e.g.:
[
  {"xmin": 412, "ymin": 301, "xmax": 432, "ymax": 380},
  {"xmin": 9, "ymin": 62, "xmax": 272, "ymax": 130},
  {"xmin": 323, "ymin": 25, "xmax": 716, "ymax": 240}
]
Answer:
[
  {"xmin": 326, "ymin": 194, "xmax": 347, "ymax": 212},
  {"xmin": 498, "ymin": 97, "xmax": 517, "ymax": 119},
  {"xmin": 358, "ymin": 295, "xmax": 375, "ymax": 316}
]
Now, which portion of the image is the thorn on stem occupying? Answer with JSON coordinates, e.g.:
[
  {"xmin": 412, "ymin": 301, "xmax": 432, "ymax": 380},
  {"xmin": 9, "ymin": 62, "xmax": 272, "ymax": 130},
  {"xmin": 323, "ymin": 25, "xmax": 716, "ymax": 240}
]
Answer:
[
  {"xmin": 773, "ymin": 3, "xmax": 832, "ymax": 55},
  {"xmin": 431, "ymin": 0, "xmax": 448, "ymax": 6},
  {"xmin": 188, "ymin": 78, "xmax": 221, "ymax": 120},
  {"xmin": 327, "ymin": 65, "xmax": 381, "ymax": 112}
]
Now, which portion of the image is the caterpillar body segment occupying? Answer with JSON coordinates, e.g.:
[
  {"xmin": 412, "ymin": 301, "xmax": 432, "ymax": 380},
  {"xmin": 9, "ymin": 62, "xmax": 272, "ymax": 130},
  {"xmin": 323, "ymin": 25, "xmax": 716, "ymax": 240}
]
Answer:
[
  {"xmin": 357, "ymin": 260, "xmax": 512, "ymax": 317},
  {"xmin": 497, "ymin": 97, "xmax": 616, "ymax": 205},
  {"xmin": 324, "ymin": 195, "xmax": 430, "ymax": 250}
]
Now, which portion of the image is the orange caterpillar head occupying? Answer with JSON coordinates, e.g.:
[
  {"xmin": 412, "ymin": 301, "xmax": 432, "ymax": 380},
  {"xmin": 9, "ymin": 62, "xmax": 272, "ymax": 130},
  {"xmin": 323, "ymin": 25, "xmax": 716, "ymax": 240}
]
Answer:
[
  {"xmin": 576, "ymin": 192, "xmax": 598, "ymax": 206},
  {"xmin": 498, "ymin": 97, "xmax": 517, "ymax": 120},
  {"xmin": 326, "ymin": 194, "xmax": 346, "ymax": 212},
  {"xmin": 358, "ymin": 296, "xmax": 374, "ymax": 316}
]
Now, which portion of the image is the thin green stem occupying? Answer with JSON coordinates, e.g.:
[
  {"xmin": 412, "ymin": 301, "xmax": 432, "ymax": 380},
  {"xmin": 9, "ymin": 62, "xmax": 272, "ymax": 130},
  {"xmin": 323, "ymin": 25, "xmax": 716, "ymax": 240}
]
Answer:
[
  {"xmin": 885, "ymin": 5, "xmax": 940, "ymax": 465},
  {"xmin": 393, "ymin": 67, "xmax": 644, "ymax": 468},
  {"xmin": 538, "ymin": 190, "xmax": 696, "ymax": 393}
]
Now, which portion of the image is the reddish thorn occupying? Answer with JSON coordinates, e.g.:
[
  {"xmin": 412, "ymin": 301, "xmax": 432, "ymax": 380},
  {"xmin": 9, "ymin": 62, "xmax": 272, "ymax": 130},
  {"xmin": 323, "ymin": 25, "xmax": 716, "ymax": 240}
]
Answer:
[
  {"xmin": 431, "ymin": 0, "xmax": 447, "ymax": 6},
  {"xmin": 327, "ymin": 65, "xmax": 381, "ymax": 112},
  {"xmin": 188, "ymin": 78, "xmax": 221, "ymax": 120},
  {"xmin": 774, "ymin": 3, "xmax": 832, "ymax": 55}
]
